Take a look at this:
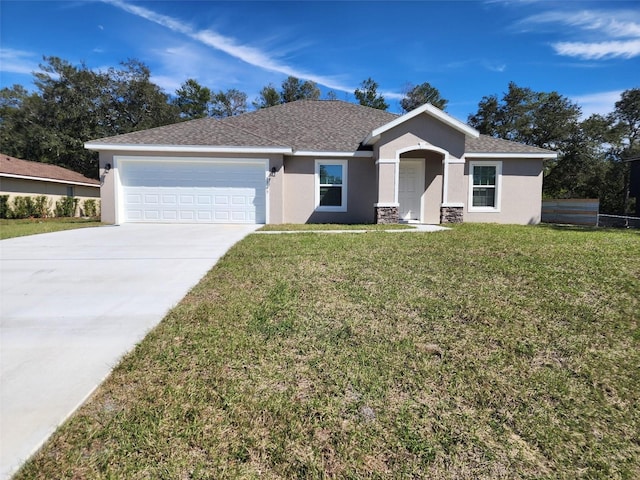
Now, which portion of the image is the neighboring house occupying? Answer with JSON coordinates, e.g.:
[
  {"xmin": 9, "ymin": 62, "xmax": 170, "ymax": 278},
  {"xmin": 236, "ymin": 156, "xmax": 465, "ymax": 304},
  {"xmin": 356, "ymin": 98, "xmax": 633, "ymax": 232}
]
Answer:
[
  {"xmin": 85, "ymin": 100, "xmax": 556, "ymax": 225},
  {"xmin": 628, "ymin": 156, "xmax": 640, "ymax": 217},
  {"xmin": 0, "ymin": 154, "xmax": 100, "ymax": 214}
]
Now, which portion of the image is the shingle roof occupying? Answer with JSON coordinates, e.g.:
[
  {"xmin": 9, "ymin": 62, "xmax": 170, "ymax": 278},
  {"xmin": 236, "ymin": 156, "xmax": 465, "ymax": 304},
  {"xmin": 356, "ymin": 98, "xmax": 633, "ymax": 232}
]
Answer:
[
  {"xmin": 465, "ymin": 135, "xmax": 554, "ymax": 155},
  {"xmin": 221, "ymin": 100, "xmax": 398, "ymax": 151},
  {"xmin": 86, "ymin": 100, "xmax": 555, "ymax": 156},
  {"xmin": 86, "ymin": 116, "xmax": 285, "ymax": 147},
  {"xmin": 0, "ymin": 154, "xmax": 100, "ymax": 185}
]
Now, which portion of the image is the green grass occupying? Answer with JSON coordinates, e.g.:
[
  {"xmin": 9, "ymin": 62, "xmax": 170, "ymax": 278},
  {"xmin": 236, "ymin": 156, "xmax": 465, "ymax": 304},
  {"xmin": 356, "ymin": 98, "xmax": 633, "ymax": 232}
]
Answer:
[
  {"xmin": 0, "ymin": 217, "xmax": 103, "ymax": 239},
  {"xmin": 258, "ymin": 223, "xmax": 413, "ymax": 231},
  {"xmin": 16, "ymin": 224, "xmax": 640, "ymax": 479}
]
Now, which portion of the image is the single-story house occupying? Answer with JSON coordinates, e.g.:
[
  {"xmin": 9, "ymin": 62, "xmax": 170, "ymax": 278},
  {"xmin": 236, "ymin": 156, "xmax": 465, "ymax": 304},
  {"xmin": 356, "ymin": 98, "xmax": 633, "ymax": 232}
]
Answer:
[
  {"xmin": 85, "ymin": 100, "xmax": 556, "ymax": 225},
  {"xmin": 0, "ymin": 154, "xmax": 100, "ymax": 213},
  {"xmin": 626, "ymin": 156, "xmax": 639, "ymax": 217}
]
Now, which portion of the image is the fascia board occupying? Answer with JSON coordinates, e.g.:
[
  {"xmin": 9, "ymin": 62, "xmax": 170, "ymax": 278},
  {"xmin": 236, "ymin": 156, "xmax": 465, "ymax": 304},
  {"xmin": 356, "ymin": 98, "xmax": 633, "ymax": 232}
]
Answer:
[
  {"xmin": 363, "ymin": 103, "xmax": 480, "ymax": 146},
  {"xmin": 465, "ymin": 152, "xmax": 557, "ymax": 160},
  {"xmin": 0, "ymin": 172, "xmax": 99, "ymax": 187},
  {"xmin": 292, "ymin": 150, "xmax": 373, "ymax": 158},
  {"xmin": 84, "ymin": 143, "xmax": 293, "ymax": 154}
]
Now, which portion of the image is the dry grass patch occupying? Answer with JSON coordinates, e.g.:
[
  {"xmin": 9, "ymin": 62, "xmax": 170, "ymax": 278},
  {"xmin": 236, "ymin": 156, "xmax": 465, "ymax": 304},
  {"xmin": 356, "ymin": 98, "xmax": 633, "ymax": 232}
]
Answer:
[{"xmin": 16, "ymin": 224, "xmax": 640, "ymax": 479}]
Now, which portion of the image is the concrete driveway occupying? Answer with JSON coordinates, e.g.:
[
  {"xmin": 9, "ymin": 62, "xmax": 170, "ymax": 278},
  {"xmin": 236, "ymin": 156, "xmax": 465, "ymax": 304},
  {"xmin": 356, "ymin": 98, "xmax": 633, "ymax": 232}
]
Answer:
[{"xmin": 0, "ymin": 223, "xmax": 258, "ymax": 479}]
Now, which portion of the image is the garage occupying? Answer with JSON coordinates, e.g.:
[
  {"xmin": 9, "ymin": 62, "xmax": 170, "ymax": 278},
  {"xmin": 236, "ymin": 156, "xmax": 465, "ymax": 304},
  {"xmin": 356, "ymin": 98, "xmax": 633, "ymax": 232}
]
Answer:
[{"xmin": 119, "ymin": 159, "xmax": 267, "ymax": 224}]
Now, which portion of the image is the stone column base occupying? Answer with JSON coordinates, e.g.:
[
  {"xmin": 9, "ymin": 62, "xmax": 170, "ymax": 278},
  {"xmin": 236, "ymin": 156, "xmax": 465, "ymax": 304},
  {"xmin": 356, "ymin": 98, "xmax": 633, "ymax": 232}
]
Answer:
[
  {"xmin": 375, "ymin": 206, "xmax": 399, "ymax": 224},
  {"xmin": 440, "ymin": 206, "xmax": 463, "ymax": 224}
]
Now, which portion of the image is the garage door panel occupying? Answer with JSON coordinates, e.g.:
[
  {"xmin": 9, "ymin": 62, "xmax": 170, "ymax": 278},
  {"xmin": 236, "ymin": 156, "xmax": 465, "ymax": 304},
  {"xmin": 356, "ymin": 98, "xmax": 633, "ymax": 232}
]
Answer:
[{"xmin": 121, "ymin": 161, "xmax": 265, "ymax": 224}]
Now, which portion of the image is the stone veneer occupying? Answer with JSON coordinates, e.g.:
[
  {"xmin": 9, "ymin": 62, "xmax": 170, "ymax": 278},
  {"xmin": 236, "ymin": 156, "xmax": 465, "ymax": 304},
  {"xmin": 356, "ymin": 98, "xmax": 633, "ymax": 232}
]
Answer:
[
  {"xmin": 375, "ymin": 206, "xmax": 399, "ymax": 224},
  {"xmin": 440, "ymin": 206, "xmax": 463, "ymax": 223}
]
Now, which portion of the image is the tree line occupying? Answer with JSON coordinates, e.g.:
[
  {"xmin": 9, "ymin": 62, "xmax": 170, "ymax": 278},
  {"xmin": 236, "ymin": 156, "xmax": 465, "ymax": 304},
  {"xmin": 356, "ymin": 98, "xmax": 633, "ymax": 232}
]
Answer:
[{"xmin": 0, "ymin": 56, "xmax": 637, "ymax": 214}]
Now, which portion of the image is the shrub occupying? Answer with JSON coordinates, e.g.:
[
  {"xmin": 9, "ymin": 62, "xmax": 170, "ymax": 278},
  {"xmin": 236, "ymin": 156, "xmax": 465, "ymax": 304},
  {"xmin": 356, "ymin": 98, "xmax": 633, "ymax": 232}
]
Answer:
[
  {"xmin": 11, "ymin": 196, "xmax": 36, "ymax": 219},
  {"xmin": 82, "ymin": 199, "xmax": 99, "ymax": 217},
  {"xmin": 0, "ymin": 195, "xmax": 9, "ymax": 219},
  {"xmin": 55, "ymin": 197, "xmax": 79, "ymax": 217},
  {"xmin": 33, "ymin": 196, "xmax": 51, "ymax": 218}
]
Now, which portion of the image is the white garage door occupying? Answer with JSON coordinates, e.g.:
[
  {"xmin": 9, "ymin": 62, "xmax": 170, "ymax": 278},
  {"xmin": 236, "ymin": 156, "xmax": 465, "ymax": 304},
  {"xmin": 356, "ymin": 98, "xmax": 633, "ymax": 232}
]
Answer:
[{"xmin": 120, "ymin": 160, "xmax": 266, "ymax": 224}]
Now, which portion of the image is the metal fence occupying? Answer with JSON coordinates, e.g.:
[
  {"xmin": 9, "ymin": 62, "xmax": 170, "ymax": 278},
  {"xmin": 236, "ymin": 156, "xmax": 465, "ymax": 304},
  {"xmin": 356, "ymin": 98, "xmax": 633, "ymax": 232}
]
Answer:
[
  {"xmin": 542, "ymin": 199, "xmax": 639, "ymax": 228},
  {"xmin": 541, "ymin": 199, "xmax": 599, "ymax": 226},
  {"xmin": 597, "ymin": 214, "xmax": 640, "ymax": 228}
]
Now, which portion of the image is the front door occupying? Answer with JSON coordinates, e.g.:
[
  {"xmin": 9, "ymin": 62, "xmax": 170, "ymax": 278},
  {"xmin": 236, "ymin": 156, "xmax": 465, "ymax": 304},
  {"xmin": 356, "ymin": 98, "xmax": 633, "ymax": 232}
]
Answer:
[{"xmin": 398, "ymin": 160, "xmax": 425, "ymax": 222}]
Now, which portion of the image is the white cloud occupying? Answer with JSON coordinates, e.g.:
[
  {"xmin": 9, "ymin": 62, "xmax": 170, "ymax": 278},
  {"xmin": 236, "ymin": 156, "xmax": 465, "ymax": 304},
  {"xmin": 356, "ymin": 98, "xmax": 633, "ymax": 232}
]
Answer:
[
  {"xmin": 102, "ymin": 0, "xmax": 357, "ymax": 94},
  {"xmin": 571, "ymin": 90, "xmax": 622, "ymax": 118},
  {"xmin": 0, "ymin": 48, "xmax": 40, "ymax": 75},
  {"xmin": 522, "ymin": 9, "xmax": 640, "ymax": 60},
  {"xmin": 554, "ymin": 39, "xmax": 640, "ymax": 60}
]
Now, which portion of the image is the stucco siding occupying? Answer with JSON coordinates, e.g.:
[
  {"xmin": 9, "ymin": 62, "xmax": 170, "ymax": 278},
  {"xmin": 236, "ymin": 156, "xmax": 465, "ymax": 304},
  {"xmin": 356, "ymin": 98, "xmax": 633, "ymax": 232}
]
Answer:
[
  {"xmin": 98, "ymin": 150, "xmax": 283, "ymax": 225},
  {"xmin": 283, "ymin": 156, "xmax": 376, "ymax": 224},
  {"xmin": 0, "ymin": 177, "xmax": 99, "ymax": 216},
  {"xmin": 423, "ymin": 159, "xmax": 443, "ymax": 224},
  {"xmin": 376, "ymin": 162, "xmax": 396, "ymax": 204},
  {"xmin": 446, "ymin": 162, "xmax": 466, "ymax": 205},
  {"xmin": 463, "ymin": 158, "xmax": 543, "ymax": 224},
  {"xmin": 378, "ymin": 115, "xmax": 466, "ymax": 159}
]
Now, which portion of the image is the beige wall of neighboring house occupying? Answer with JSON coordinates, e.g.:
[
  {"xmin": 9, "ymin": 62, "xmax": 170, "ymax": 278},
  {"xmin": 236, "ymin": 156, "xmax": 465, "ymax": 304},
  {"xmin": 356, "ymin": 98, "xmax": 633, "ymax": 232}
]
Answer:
[{"xmin": 0, "ymin": 177, "xmax": 100, "ymax": 216}]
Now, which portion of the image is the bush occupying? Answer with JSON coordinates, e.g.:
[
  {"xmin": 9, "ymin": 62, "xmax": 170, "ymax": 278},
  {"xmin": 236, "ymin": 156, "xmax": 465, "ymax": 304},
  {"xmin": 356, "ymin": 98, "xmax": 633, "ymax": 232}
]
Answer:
[
  {"xmin": 82, "ymin": 199, "xmax": 99, "ymax": 217},
  {"xmin": 0, "ymin": 195, "xmax": 9, "ymax": 219},
  {"xmin": 55, "ymin": 197, "xmax": 79, "ymax": 217},
  {"xmin": 33, "ymin": 196, "xmax": 51, "ymax": 218},
  {"xmin": 11, "ymin": 196, "xmax": 36, "ymax": 219}
]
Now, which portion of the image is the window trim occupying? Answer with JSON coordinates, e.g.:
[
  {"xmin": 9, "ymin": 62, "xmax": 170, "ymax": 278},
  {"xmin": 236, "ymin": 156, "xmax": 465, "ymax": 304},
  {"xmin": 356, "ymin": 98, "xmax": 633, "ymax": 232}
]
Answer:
[
  {"xmin": 315, "ymin": 159, "xmax": 348, "ymax": 212},
  {"xmin": 468, "ymin": 161, "xmax": 502, "ymax": 212}
]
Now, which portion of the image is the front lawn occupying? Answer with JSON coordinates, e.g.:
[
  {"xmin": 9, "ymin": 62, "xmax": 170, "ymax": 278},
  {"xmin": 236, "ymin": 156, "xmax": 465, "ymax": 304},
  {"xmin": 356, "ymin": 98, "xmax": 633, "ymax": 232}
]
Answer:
[
  {"xmin": 0, "ymin": 217, "xmax": 102, "ymax": 239},
  {"xmin": 258, "ymin": 223, "xmax": 413, "ymax": 231},
  {"xmin": 17, "ymin": 224, "xmax": 640, "ymax": 479}
]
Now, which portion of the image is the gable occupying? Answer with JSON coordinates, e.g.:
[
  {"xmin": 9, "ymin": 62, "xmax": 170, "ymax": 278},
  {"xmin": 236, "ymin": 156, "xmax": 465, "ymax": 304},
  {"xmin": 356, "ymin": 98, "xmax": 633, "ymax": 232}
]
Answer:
[{"xmin": 376, "ymin": 113, "xmax": 468, "ymax": 159}]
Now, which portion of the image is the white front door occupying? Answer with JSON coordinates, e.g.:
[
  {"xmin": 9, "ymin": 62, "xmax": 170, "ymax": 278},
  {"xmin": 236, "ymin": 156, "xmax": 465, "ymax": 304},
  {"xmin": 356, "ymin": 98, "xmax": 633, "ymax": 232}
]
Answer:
[{"xmin": 398, "ymin": 160, "xmax": 425, "ymax": 222}]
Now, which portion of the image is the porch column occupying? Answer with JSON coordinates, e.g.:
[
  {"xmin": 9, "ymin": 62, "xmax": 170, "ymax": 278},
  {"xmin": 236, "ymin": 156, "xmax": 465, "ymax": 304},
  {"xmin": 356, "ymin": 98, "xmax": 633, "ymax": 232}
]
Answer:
[
  {"xmin": 440, "ymin": 155, "xmax": 465, "ymax": 224},
  {"xmin": 374, "ymin": 158, "xmax": 399, "ymax": 224}
]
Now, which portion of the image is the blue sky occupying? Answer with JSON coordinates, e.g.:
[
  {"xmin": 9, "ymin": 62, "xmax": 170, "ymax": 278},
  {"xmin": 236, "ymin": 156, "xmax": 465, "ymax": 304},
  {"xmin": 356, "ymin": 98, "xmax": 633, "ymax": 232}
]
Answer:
[{"xmin": 1, "ymin": 0, "xmax": 639, "ymax": 121}]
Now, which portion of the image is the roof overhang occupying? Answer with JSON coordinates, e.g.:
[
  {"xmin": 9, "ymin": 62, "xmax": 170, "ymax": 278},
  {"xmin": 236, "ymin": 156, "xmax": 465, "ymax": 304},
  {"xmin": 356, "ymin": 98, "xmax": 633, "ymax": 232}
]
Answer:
[
  {"xmin": 292, "ymin": 150, "xmax": 373, "ymax": 157},
  {"xmin": 0, "ymin": 172, "xmax": 99, "ymax": 187},
  {"xmin": 84, "ymin": 143, "xmax": 293, "ymax": 154},
  {"xmin": 465, "ymin": 152, "xmax": 558, "ymax": 160},
  {"xmin": 363, "ymin": 103, "xmax": 480, "ymax": 146}
]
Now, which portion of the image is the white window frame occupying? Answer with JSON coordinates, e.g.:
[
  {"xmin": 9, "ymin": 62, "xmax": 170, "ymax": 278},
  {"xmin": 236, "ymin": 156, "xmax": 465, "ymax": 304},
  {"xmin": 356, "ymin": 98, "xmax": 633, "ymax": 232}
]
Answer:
[
  {"xmin": 315, "ymin": 159, "xmax": 348, "ymax": 212},
  {"xmin": 468, "ymin": 161, "xmax": 502, "ymax": 212}
]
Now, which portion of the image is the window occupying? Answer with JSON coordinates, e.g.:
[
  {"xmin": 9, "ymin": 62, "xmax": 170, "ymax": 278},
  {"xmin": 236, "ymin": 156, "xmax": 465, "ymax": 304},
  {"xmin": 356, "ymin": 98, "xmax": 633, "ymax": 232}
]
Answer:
[
  {"xmin": 469, "ymin": 161, "xmax": 501, "ymax": 212},
  {"xmin": 315, "ymin": 160, "xmax": 347, "ymax": 212},
  {"xmin": 66, "ymin": 186, "xmax": 75, "ymax": 197}
]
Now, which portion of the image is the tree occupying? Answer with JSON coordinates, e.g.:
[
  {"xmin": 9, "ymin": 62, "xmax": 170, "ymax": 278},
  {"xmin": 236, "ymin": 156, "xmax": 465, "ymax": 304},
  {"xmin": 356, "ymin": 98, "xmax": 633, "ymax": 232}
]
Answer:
[
  {"xmin": 612, "ymin": 88, "xmax": 640, "ymax": 155},
  {"xmin": 468, "ymin": 82, "xmax": 581, "ymax": 152},
  {"xmin": 210, "ymin": 89, "xmax": 248, "ymax": 118},
  {"xmin": 0, "ymin": 56, "xmax": 179, "ymax": 178},
  {"xmin": 104, "ymin": 59, "xmax": 179, "ymax": 134},
  {"xmin": 354, "ymin": 78, "xmax": 388, "ymax": 110},
  {"xmin": 173, "ymin": 79, "xmax": 211, "ymax": 119},
  {"xmin": 400, "ymin": 82, "xmax": 448, "ymax": 112},
  {"xmin": 325, "ymin": 90, "xmax": 338, "ymax": 101},
  {"xmin": 280, "ymin": 76, "xmax": 320, "ymax": 103},
  {"xmin": 252, "ymin": 84, "xmax": 280, "ymax": 109}
]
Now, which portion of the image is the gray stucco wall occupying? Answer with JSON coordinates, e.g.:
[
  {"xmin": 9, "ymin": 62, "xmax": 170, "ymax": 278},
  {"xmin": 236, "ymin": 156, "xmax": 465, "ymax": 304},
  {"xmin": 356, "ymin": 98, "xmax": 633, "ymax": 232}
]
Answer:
[
  {"xmin": 283, "ymin": 156, "xmax": 376, "ymax": 224},
  {"xmin": 463, "ymin": 158, "xmax": 543, "ymax": 225}
]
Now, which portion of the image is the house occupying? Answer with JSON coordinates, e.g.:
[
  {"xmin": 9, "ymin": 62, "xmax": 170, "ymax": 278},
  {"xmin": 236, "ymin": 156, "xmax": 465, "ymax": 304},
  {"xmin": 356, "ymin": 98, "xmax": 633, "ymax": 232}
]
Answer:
[
  {"xmin": 627, "ymin": 156, "xmax": 640, "ymax": 217},
  {"xmin": 85, "ymin": 100, "xmax": 556, "ymax": 225},
  {"xmin": 0, "ymin": 154, "xmax": 100, "ymax": 214}
]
